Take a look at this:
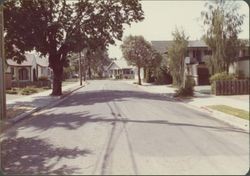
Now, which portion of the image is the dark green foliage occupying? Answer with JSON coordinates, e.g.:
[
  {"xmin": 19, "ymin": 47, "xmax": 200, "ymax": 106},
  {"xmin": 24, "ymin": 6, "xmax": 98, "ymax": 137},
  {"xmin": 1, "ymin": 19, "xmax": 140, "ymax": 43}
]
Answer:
[
  {"xmin": 4, "ymin": 0, "xmax": 144, "ymax": 95},
  {"xmin": 144, "ymin": 68, "xmax": 155, "ymax": 83},
  {"xmin": 21, "ymin": 87, "xmax": 38, "ymax": 95},
  {"xmin": 209, "ymin": 72, "xmax": 236, "ymax": 93},
  {"xmin": 121, "ymin": 35, "xmax": 162, "ymax": 85},
  {"xmin": 168, "ymin": 28, "xmax": 189, "ymax": 87},
  {"xmin": 6, "ymin": 89, "xmax": 18, "ymax": 94},
  {"xmin": 201, "ymin": 0, "xmax": 245, "ymax": 74},
  {"xmin": 210, "ymin": 72, "xmax": 236, "ymax": 83},
  {"xmin": 154, "ymin": 67, "xmax": 172, "ymax": 85},
  {"xmin": 174, "ymin": 76, "xmax": 195, "ymax": 97}
]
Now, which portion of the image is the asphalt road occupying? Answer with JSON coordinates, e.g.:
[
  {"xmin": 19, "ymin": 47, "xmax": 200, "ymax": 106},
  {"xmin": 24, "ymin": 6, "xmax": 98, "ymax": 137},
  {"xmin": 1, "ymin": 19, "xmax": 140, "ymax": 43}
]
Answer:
[{"xmin": 1, "ymin": 80, "xmax": 249, "ymax": 175}]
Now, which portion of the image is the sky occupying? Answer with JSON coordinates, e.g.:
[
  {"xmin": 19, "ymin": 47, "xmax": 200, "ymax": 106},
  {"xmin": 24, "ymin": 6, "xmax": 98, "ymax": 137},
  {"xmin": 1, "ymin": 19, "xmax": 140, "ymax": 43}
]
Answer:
[{"xmin": 107, "ymin": 0, "xmax": 249, "ymax": 59}]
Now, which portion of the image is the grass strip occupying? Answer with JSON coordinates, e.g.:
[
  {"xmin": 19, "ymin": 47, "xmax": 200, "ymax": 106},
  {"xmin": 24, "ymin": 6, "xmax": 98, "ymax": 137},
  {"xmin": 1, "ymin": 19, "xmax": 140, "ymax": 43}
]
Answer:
[{"xmin": 207, "ymin": 105, "xmax": 249, "ymax": 120}]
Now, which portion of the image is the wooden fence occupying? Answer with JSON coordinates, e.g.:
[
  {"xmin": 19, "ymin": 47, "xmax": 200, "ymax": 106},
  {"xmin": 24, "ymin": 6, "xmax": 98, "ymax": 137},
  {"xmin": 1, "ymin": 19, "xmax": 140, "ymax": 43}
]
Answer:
[{"xmin": 215, "ymin": 79, "xmax": 249, "ymax": 95}]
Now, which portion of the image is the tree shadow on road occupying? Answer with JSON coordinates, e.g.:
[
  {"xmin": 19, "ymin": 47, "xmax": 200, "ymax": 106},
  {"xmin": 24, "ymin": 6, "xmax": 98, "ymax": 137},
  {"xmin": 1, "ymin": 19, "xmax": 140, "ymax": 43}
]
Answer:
[
  {"xmin": 58, "ymin": 90, "xmax": 176, "ymax": 108},
  {"xmin": 1, "ymin": 108, "xmax": 248, "ymax": 175},
  {"xmin": 1, "ymin": 137, "xmax": 91, "ymax": 175}
]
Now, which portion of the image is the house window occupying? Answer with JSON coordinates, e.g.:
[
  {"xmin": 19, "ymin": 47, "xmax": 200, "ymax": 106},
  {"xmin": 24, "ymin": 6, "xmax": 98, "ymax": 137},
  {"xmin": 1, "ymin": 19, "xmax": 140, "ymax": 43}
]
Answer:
[{"xmin": 18, "ymin": 68, "xmax": 29, "ymax": 80}]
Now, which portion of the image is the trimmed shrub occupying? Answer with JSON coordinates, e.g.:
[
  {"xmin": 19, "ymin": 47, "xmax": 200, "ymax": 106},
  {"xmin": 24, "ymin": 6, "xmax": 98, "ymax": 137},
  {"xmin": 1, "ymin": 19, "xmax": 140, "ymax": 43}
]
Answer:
[
  {"xmin": 210, "ymin": 72, "xmax": 236, "ymax": 83},
  {"xmin": 210, "ymin": 72, "xmax": 236, "ymax": 93},
  {"xmin": 6, "ymin": 89, "xmax": 18, "ymax": 95},
  {"xmin": 21, "ymin": 87, "xmax": 38, "ymax": 95},
  {"xmin": 174, "ymin": 76, "xmax": 195, "ymax": 97}
]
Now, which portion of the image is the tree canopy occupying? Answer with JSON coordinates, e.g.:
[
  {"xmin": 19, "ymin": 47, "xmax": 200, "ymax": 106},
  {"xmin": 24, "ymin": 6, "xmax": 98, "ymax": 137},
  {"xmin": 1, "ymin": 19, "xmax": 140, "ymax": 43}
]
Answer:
[
  {"xmin": 4, "ymin": 0, "xmax": 144, "ymax": 95},
  {"xmin": 121, "ymin": 35, "xmax": 162, "ymax": 85},
  {"xmin": 201, "ymin": 0, "xmax": 245, "ymax": 74},
  {"xmin": 168, "ymin": 28, "xmax": 189, "ymax": 87}
]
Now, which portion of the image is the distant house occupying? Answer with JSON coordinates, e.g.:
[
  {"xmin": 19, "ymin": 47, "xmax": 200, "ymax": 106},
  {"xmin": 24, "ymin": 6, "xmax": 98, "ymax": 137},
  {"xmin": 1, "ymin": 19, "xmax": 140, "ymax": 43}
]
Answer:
[
  {"xmin": 6, "ymin": 52, "xmax": 52, "ymax": 86},
  {"xmin": 152, "ymin": 40, "xmax": 212, "ymax": 85},
  {"xmin": 229, "ymin": 44, "xmax": 250, "ymax": 78},
  {"xmin": 106, "ymin": 59, "xmax": 135, "ymax": 79}
]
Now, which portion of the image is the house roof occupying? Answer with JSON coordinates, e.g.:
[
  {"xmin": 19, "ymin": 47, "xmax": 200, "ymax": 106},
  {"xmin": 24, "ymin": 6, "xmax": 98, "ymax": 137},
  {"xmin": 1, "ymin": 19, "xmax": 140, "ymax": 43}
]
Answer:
[
  {"xmin": 188, "ymin": 40, "xmax": 207, "ymax": 48},
  {"xmin": 7, "ymin": 52, "xmax": 49, "ymax": 67},
  {"xmin": 151, "ymin": 41, "xmax": 173, "ymax": 54},
  {"xmin": 34, "ymin": 53, "xmax": 49, "ymax": 67},
  {"xmin": 107, "ymin": 59, "xmax": 134, "ymax": 70},
  {"xmin": 7, "ymin": 53, "xmax": 35, "ymax": 67},
  {"xmin": 151, "ymin": 40, "xmax": 208, "ymax": 54}
]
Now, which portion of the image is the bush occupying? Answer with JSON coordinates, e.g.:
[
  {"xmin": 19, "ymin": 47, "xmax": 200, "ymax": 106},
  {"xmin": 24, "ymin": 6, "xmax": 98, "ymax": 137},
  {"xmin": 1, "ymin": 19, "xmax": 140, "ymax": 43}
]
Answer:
[
  {"xmin": 21, "ymin": 87, "xmax": 38, "ymax": 95},
  {"xmin": 174, "ymin": 76, "xmax": 195, "ymax": 97},
  {"xmin": 210, "ymin": 72, "xmax": 236, "ymax": 93},
  {"xmin": 209, "ymin": 72, "xmax": 236, "ymax": 83},
  {"xmin": 38, "ymin": 76, "xmax": 48, "ymax": 81},
  {"xmin": 6, "ymin": 89, "xmax": 18, "ymax": 94},
  {"xmin": 155, "ymin": 72, "xmax": 172, "ymax": 85}
]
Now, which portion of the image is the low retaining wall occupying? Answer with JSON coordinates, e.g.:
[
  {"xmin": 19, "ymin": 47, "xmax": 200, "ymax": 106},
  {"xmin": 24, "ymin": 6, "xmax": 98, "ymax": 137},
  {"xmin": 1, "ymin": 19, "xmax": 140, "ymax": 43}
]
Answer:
[{"xmin": 215, "ymin": 79, "xmax": 249, "ymax": 95}]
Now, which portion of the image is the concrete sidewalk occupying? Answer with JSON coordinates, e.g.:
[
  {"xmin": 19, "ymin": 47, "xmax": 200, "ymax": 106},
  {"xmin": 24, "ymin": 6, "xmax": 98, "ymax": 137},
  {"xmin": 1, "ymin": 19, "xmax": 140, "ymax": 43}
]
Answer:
[
  {"xmin": 123, "ymin": 80, "xmax": 249, "ymax": 131},
  {"xmin": 4, "ymin": 81, "xmax": 87, "ymax": 127}
]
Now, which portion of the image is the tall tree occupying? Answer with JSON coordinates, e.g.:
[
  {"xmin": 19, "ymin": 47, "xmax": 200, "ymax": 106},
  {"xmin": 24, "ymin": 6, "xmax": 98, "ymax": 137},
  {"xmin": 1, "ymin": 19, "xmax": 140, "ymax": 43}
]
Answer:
[
  {"xmin": 85, "ymin": 48, "xmax": 111, "ymax": 79},
  {"xmin": 168, "ymin": 28, "xmax": 189, "ymax": 87},
  {"xmin": 201, "ymin": 0, "xmax": 245, "ymax": 74},
  {"xmin": 4, "ymin": 0, "xmax": 144, "ymax": 95},
  {"xmin": 144, "ymin": 49, "xmax": 162, "ymax": 83},
  {"xmin": 121, "ymin": 35, "xmax": 159, "ymax": 85}
]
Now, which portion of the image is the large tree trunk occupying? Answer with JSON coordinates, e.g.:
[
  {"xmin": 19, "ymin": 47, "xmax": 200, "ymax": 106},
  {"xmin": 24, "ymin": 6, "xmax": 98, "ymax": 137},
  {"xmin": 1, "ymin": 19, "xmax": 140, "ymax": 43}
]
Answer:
[
  {"xmin": 49, "ymin": 52, "xmax": 63, "ymax": 96},
  {"xmin": 51, "ymin": 64, "xmax": 63, "ymax": 96},
  {"xmin": 138, "ymin": 66, "xmax": 141, "ymax": 85},
  {"xmin": 48, "ymin": 44, "xmax": 68, "ymax": 96}
]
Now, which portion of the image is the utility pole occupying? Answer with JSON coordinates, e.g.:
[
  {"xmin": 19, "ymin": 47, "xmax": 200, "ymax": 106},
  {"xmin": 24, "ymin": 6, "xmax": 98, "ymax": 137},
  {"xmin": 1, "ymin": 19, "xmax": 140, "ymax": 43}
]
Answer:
[
  {"xmin": 0, "ymin": 4, "xmax": 6, "ymax": 120},
  {"xmin": 79, "ymin": 52, "xmax": 82, "ymax": 86}
]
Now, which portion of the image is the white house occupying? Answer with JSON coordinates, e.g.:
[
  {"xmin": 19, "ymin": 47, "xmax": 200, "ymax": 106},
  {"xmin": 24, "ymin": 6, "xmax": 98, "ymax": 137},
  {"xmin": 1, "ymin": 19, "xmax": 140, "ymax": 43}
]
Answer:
[
  {"xmin": 6, "ymin": 52, "xmax": 52, "ymax": 84},
  {"xmin": 152, "ymin": 40, "xmax": 211, "ymax": 85},
  {"xmin": 106, "ymin": 59, "xmax": 135, "ymax": 79},
  {"xmin": 229, "ymin": 45, "xmax": 250, "ymax": 78}
]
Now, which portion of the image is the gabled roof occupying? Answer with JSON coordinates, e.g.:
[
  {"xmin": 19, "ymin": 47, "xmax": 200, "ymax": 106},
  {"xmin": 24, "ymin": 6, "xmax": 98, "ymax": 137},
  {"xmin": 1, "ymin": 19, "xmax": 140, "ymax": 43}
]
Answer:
[
  {"xmin": 7, "ymin": 52, "xmax": 49, "ymax": 67},
  {"xmin": 151, "ymin": 41, "xmax": 173, "ymax": 54},
  {"xmin": 188, "ymin": 40, "xmax": 207, "ymax": 48},
  {"xmin": 7, "ymin": 53, "xmax": 35, "ymax": 67},
  {"xmin": 107, "ymin": 59, "xmax": 134, "ymax": 70},
  {"xmin": 33, "ymin": 53, "xmax": 49, "ymax": 67},
  {"xmin": 151, "ymin": 40, "xmax": 209, "ymax": 54}
]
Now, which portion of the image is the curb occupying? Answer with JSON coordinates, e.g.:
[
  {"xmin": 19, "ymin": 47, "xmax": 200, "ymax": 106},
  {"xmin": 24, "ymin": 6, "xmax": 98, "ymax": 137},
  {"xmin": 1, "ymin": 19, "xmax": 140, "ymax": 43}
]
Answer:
[
  {"xmin": 178, "ymin": 99, "xmax": 249, "ymax": 132},
  {"xmin": 199, "ymin": 106, "xmax": 249, "ymax": 132},
  {"xmin": 2, "ymin": 83, "xmax": 87, "ymax": 131}
]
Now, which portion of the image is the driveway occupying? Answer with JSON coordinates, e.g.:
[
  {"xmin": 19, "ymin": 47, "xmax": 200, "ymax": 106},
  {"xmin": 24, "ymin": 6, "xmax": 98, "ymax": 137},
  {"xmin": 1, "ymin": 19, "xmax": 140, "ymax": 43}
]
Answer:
[{"xmin": 1, "ymin": 80, "xmax": 249, "ymax": 175}]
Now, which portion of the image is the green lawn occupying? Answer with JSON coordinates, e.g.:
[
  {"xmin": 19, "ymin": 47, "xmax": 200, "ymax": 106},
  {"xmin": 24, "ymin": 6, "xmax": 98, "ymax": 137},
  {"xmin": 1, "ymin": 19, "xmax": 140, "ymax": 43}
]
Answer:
[{"xmin": 207, "ymin": 105, "xmax": 249, "ymax": 120}]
